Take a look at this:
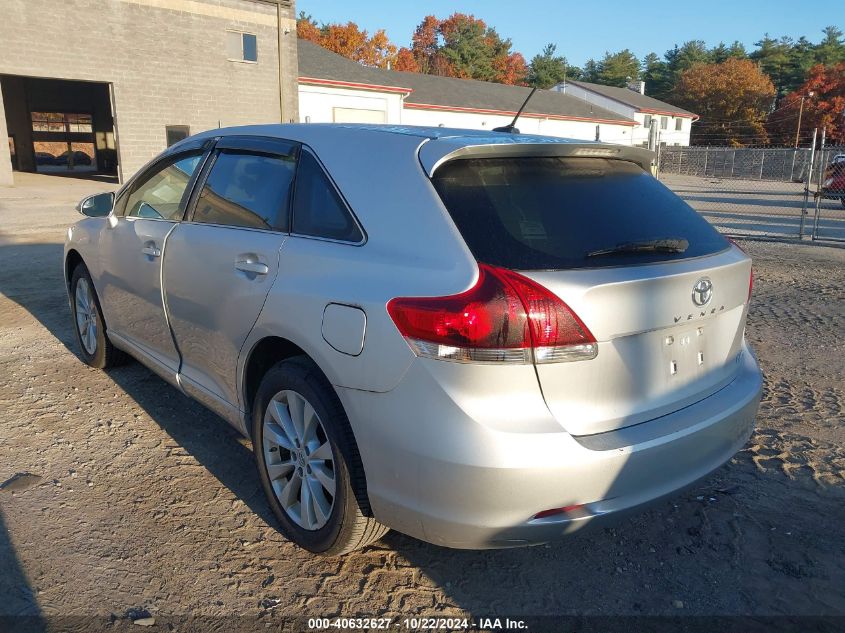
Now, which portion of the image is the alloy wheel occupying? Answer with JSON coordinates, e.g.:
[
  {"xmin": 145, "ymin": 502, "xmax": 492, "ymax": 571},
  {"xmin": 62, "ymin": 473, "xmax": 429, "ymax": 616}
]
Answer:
[
  {"xmin": 74, "ymin": 277, "xmax": 98, "ymax": 355},
  {"xmin": 262, "ymin": 389, "xmax": 336, "ymax": 530}
]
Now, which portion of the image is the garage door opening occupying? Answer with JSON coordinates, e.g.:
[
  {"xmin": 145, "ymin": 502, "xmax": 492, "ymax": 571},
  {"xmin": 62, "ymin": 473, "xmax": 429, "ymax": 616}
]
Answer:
[{"xmin": 1, "ymin": 75, "xmax": 118, "ymax": 182}]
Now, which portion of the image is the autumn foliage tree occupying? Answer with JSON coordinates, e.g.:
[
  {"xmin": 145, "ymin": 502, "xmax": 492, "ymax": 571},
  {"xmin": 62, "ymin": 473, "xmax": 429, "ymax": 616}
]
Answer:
[
  {"xmin": 392, "ymin": 47, "xmax": 419, "ymax": 72},
  {"xmin": 406, "ymin": 15, "xmax": 442, "ymax": 74},
  {"xmin": 673, "ymin": 58, "xmax": 776, "ymax": 146},
  {"xmin": 296, "ymin": 13, "xmax": 321, "ymax": 43},
  {"xmin": 767, "ymin": 63, "xmax": 845, "ymax": 144},
  {"xmin": 296, "ymin": 11, "xmax": 529, "ymax": 83},
  {"xmin": 402, "ymin": 14, "xmax": 527, "ymax": 85},
  {"xmin": 296, "ymin": 13, "xmax": 397, "ymax": 69}
]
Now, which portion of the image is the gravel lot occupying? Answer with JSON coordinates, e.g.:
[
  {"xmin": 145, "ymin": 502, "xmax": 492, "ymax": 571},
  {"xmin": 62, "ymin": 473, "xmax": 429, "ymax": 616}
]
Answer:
[{"xmin": 1, "ymin": 173, "xmax": 844, "ymax": 628}]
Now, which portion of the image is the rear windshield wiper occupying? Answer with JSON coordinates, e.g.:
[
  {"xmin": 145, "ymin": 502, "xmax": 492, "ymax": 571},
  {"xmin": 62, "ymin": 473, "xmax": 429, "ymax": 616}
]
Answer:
[{"xmin": 586, "ymin": 238, "xmax": 689, "ymax": 258}]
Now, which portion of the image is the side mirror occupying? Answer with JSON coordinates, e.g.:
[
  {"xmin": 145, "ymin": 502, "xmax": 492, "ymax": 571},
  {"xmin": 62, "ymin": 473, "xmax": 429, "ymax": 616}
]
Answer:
[{"xmin": 77, "ymin": 192, "xmax": 114, "ymax": 217}]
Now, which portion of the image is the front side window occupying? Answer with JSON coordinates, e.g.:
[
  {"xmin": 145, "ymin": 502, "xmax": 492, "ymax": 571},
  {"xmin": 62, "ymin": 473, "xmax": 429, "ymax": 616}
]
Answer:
[
  {"xmin": 643, "ymin": 114, "xmax": 652, "ymax": 129},
  {"xmin": 292, "ymin": 151, "xmax": 362, "ymax": 242},
  {"xmin": 125, "ymin": 152, "xmax": 203, "ymax": 220},
  {"xmin": 192, "ymin": 151, "xmax": 296, "ymax": 230},
  {"xmin": 660, "ymin": 116, "xmax": 668, "ymax": 130},
  {"xmin": 675, "ymin": 118, "xmax": 683, "ymax": 131}
]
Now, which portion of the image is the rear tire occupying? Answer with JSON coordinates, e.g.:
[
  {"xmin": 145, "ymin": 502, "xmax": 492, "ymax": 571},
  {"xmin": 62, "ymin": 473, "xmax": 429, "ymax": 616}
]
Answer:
[
  {"xmin": 252, "ymin": 356, "xmax": 388, "ymax": 555},
  {"xmin": 69, "ymin": 264, "xmax": 125, "ymax": 369}
]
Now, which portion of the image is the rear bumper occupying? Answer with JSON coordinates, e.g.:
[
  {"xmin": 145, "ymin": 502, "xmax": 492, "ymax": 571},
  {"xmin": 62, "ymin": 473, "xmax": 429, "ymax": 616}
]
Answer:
[{"xmin": 338, "ymin": 342, "xmax": 762, "ymax": 549}]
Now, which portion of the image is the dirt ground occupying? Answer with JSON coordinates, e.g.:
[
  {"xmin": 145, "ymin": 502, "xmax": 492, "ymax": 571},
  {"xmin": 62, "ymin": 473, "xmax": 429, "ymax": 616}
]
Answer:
[{"xmin": 1, "ymin": 173, "xmax": 844, "ymax": 628}]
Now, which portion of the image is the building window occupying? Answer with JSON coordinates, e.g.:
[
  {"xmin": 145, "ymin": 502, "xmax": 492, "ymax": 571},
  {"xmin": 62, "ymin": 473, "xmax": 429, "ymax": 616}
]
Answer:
[
  {"xmin": 226, "ymin": 30, "xmax": 258, "ymax": 62},
  {"xmin": 30, "ymin": 112, "xmax": 95, "ymax": 172},
  {"xmin": 675, "ymin": 118, "xmax": 683, "ymax": 131},
  {"xmin": 31, "ymin": 112, "xmax": 93, "ymax": 133},
  {"xmin": 660, "ymin": 116, "xmax": 668, "ymax": 130},
  {"xmin": 166, "ymin": 125, "xmax": 190, "ymax": 147},
  {"xmin": 643, "ymin": 114, "xmax": 652, "ymax": 129}
]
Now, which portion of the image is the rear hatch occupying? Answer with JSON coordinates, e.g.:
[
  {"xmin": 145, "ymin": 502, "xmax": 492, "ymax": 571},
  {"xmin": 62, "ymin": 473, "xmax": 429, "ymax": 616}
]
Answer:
[{"xmin": 430, "ymin": 151, "xmax": 751, "ymax": 436}]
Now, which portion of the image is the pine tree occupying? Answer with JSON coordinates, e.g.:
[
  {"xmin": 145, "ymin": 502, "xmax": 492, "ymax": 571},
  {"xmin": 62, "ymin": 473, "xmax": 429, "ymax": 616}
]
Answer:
[
  {"xmin": 528, "ymin": 44, "xmax": 571, "ymax": 89},
  {"xmin": 596, "ymin": 50, "xmax": 640, "ymax": 87}
]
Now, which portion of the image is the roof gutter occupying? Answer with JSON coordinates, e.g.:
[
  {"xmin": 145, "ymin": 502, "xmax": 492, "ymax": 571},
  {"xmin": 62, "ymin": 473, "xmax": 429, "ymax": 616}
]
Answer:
[
  {"xmin": 298, "ymin": 76, "xmax": 413, "ymax": 95},
  {"xmin": 638, "ymin": 107, "xmax": 697, "ymax": 119}
]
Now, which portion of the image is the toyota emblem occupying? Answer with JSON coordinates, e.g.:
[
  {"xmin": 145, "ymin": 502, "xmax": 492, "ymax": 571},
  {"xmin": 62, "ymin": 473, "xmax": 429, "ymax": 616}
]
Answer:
[{"xmin": 692, "ymin": 278, "xmax": 713, "ymax": 307}]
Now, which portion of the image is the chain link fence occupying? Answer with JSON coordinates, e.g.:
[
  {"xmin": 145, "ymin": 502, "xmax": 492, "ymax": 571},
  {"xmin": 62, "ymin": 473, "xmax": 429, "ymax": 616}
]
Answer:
[
  {"xmin": 658, "ymin": 146, "xmax": 812, "ymax": 182},
  {"xmin": 809, "ymin": 146, "xmax": 845, "ymax": 242},
  {"xmin": 656, "ymin": 144, "xmax": 845, "ymax": 242}
]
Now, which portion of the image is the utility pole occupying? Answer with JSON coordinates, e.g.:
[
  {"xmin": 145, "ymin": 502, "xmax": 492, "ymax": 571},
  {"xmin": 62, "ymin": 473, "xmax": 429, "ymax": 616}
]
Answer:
[
  {"xmin": 799, "ymin": 127, "xmax": 817, "ymax": 238},
  {"xmin": 648, "ymin": 118, "xmax": 658, "ymax": 151},
  {"xmin": 794, "ymin": 91, "xmax": 814, "ymax": 148}
]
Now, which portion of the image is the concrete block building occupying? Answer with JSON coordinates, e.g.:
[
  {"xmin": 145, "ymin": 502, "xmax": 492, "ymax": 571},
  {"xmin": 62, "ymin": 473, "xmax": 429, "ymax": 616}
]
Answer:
[{"xmin": 0, "ymin": 0, "xmax": 299, "ymax": 185}]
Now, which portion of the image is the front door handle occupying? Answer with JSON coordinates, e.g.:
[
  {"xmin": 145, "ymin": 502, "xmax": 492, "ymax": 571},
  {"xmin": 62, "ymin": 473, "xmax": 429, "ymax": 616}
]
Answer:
[
  {"xmin": 141, "ymin": 244, "xmax": 161, "ymax": 258},
  {"xmin": 234, "ymin": 260, "xmax": 269, "ymax": 275}
]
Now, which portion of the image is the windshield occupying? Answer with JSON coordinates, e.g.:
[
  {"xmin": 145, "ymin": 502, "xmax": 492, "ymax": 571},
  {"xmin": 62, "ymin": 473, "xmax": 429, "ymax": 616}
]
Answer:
[{"xmin": 431, "ymin": 157, "xmax": 728, "ymax": 270}]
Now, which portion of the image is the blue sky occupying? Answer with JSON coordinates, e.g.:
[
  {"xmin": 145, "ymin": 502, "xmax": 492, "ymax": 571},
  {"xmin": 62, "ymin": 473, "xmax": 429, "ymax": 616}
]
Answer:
[{"xmin": 297, "ymin": 0, "xmax": 841, "ymax": 67}]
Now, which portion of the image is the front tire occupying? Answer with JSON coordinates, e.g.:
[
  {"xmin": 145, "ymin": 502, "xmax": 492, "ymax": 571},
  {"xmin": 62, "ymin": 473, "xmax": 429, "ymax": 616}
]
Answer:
[
  {"xmin": 70, "ymin": 264, "xmax": 123, "ymax": 369},
  {"xmin": 252, "ymin": 357, "xmax": 388, "ymax": 555}
]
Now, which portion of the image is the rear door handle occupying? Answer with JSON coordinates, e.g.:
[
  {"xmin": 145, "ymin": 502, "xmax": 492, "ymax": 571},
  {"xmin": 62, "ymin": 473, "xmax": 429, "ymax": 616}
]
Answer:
[
  {"xmin": 141, "ymin": 244, "xmax": 161, "ymax": 258},
  {"xmin": 234, "ymin": 260, "xmax": 269, "ymax": 275}
]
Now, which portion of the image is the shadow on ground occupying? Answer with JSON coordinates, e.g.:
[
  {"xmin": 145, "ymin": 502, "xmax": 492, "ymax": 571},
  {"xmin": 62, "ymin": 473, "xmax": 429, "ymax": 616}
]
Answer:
[
  {"xmin": 0, "ymin": 512, "xmax": 45, "ymax": 632},
  {"xmin": 0, "ymin": 241, "xmax": 279, "ymax": 530},
  {"xmin": 26, "ymin": 171, "xmax": 120, "ymax": 185}
]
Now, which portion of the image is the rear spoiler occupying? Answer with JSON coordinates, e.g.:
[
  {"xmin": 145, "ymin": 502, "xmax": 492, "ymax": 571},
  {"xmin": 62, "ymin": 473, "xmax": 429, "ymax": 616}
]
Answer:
[{"xmin": 419, "ymin": 138, "xmax": 656, "ymax": 176}]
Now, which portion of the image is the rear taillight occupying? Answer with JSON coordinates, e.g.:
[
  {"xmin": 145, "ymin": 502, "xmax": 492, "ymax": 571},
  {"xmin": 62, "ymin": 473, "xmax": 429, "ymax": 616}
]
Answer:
[
  {"xmin": 532, "ymin": 504, "xmax": 585, "ymax": 520},
  {"xmin": 386, "ymin": 264, "xmax": 597, "ymax": 364}
]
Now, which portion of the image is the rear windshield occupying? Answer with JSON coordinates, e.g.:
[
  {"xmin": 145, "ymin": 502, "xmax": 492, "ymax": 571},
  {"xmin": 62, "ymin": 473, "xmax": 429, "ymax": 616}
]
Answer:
[{"xmin": 431, "ymin": 157, "xmax": 728, "ymax": 270}]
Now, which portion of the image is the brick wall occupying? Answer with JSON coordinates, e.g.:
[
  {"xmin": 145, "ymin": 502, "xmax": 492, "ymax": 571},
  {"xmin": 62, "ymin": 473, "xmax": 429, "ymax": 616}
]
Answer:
[{"xmin": 0, "ymin": 0, "xmax": 298, "ymax": 181}]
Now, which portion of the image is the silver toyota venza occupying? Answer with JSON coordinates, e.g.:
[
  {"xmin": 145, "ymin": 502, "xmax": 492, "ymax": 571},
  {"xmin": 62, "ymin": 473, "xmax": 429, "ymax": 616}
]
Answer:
[{"xmin": 64, "ymin": 124, "xmax": 762, "ymax": 555}]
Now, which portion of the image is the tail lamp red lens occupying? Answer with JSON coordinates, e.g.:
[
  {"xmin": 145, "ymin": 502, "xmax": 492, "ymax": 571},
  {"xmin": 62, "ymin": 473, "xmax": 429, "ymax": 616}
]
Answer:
[
  {"xmin": 386, "ymin": 264, "xmax": 597, "ymax": 364},
  {"xmin": 532, "ymin": 504, "xmax": 585, "ymax": 520}
]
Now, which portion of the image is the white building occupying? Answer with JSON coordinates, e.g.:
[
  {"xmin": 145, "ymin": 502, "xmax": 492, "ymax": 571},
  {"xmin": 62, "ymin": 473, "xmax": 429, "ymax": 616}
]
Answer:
[
  {"xmin": 552, "ymin": 80, "xmax": 696, "ymax": 146},
  {"xmin": 297, "ymin": 41, "xmax": 638, "ymax": 144}
]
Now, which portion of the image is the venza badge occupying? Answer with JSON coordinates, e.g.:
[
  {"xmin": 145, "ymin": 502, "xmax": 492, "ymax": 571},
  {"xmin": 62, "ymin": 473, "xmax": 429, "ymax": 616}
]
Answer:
[{"xmin": 692, "ymin": 278, "xmax": 713, "ymax": 307}]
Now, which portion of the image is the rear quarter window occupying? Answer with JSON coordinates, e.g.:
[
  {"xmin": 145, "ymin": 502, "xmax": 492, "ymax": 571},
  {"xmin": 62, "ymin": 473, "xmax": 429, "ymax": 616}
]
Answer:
[{"xmin": 431, "ymin": 157, "xmax": 728, "ymax": 270}]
